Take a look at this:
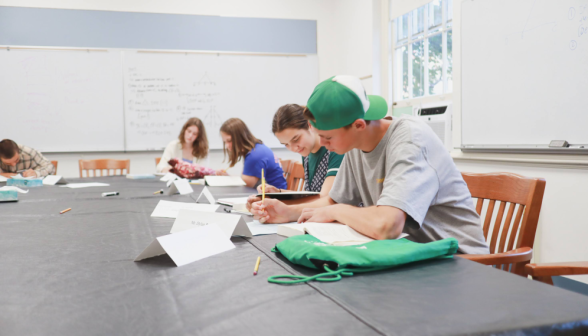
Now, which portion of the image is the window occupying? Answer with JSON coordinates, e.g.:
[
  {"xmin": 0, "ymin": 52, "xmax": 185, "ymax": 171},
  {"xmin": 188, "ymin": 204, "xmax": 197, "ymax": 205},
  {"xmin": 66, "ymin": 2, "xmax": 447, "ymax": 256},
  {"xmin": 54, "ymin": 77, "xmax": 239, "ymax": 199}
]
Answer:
[{"xmin": 392, "ymin": 0, "xmax": 453, "ymax": 101}]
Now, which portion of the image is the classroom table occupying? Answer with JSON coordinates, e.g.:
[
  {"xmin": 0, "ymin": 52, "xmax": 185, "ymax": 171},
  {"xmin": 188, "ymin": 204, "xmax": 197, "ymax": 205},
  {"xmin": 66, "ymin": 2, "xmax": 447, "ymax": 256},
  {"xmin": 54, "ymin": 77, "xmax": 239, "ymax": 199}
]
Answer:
[{"xmin": 1, "ymin": 176, "xmax": 588, "ymax": 336}]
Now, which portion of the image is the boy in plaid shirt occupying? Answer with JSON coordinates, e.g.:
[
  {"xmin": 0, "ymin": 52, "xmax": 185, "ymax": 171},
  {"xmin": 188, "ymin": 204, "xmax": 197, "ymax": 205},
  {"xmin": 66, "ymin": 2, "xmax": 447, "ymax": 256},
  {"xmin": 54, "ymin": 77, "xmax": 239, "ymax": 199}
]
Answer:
[{"xmin": 0, "ymin": 139, "xmax": 55, "ymax": 178}]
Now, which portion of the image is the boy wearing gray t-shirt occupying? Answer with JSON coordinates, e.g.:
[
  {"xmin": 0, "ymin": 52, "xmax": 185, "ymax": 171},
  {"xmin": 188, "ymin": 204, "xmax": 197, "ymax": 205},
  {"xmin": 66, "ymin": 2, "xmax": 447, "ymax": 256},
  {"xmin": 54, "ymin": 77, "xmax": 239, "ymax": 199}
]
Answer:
[{"xmin": 249, "ymin": 75, "xmax": 489, "ymax": 254}]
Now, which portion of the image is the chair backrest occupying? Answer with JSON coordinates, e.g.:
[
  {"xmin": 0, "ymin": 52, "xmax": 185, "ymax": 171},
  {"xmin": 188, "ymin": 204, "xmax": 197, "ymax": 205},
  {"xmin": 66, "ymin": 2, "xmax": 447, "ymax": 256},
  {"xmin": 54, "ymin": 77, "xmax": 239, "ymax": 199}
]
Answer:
[
  {"xmin": 79, "ymin": 159, "xmax": 130, "ymax": 178},
  {"xmin": 50, "ymin": 160, "xmax": 58, "ymax": 175},
  {"xmin": 286, "ymin": 162, "xmax": 305, "ymax": 191},
  {"xmin": 462, "ymin": 172, "xmax": 546, "ymax": 274},
  {"xmin": 279, "ymin": 159, "xmax": 292, "ymax": 180}
]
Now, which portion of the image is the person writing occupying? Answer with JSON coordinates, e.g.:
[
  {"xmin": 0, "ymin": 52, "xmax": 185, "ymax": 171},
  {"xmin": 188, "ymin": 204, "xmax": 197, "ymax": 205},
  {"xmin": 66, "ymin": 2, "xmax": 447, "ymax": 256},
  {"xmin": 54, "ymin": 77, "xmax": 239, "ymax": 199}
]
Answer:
[
  {"xmin": 157, "ymin": 118, "xmax": 210, "ymax": 173},
  {"xmin": 220, "ymin": 118, "xmax": 287, "ymax": 189},
  {"xmin": 256, "ymin": 104, "xmax": 344, "ymax": 199},
  {"xmin": 249, "ymin": 76, "xmax": 489, "ymax": 254},
  {"xmin": 0, "ymin": 139, "xmax": 55, "ymax": 178}
]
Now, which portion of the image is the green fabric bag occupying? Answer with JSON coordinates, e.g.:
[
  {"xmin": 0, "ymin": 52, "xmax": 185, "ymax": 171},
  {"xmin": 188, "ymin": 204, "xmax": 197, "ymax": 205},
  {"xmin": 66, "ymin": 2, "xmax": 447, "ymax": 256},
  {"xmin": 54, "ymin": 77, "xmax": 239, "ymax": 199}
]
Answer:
[{"xmin": 268, "ymin": 235, "xmax": 459, "ymax": 284}]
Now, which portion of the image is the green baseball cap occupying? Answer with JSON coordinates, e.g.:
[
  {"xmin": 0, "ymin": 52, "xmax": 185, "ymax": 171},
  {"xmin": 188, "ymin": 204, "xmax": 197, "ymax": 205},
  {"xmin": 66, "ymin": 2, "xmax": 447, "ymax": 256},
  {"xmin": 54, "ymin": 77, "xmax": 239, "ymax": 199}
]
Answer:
[{"xmin": 306, "ymin": 75, "xmax": 388, "ymax": 130}]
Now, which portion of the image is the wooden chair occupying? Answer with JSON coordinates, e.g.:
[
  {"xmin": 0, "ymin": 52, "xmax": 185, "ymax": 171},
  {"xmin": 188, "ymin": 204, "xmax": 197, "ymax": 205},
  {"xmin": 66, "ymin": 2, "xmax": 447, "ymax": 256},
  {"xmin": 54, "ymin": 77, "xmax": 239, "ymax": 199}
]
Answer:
[
  {"xmin": 155, "ymin": 157, "xmax": 161, "ymax": 166},
  {"xmin": 286, "ymin": 162, "xmax": 305, "ymax": 191},
  {"xmin": 50, "ymin": 160, "xmax": 58, "ymax": 175},
  {"xmin": 79, "ymin": 159, "xmax": 130, "ymax": 178},
  {"xmin": 456, "ymin": 172, "xmax": 546, "ymax": 277},
  {"xmin": 279, "ymin": 159, "xmax": 292, "ymax": 180},
  {"xmin": 525, "ymin": 262, "xmax": 588, "ymax": 285}
]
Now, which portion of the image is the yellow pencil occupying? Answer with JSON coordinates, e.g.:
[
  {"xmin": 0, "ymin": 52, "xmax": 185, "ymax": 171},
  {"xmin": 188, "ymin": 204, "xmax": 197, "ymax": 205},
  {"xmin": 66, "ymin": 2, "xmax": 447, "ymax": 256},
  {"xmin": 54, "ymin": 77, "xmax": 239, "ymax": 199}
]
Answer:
[
  {"xmin": 60, "ymin": 208, "xmax": 72, "ymax": 214},
  {"xmin": 261, "ymin": 169, "xmax": 265, "ymax": 203},
  {"xmin": 253, "ymin": 256, "xmax": 261, "ymax": 275}
]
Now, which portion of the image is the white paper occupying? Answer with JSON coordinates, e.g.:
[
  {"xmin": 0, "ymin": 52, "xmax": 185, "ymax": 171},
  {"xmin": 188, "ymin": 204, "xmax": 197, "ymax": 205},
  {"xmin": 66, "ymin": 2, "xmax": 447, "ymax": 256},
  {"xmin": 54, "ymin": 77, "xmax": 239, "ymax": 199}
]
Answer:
[
  {"xmin": 0, "ymin": 186, "xmax": 29, "ymax": 193},
  {"xmin": 217, "ymin": 197, "xmax": 249, "ymax": 206},
  {"xmin": 43, "ymin": 175, "xmax": 67, "ymax": 185},
  {"xmin": 167, "ymin": 179, "xmax": 193, "ymax": 195},
  {"xmin": 278, "ymin": 222, "xmax": 409, "ymax": 246},
  {"xmin": 126, "ymin": 174, "xmax": 155, "ymax": 179},
  {"xmin": 160, "ymin": 173, "xmax": 179, "ymax": 182},
  {"xmin": 247, "ymin": 220, "xmax": 286, "ymax": 236},
  {"xmin": 134, "ymin": 224, "xmax": 235, "ymax": 267},
  {"xmin": 196, "ymin": 187, "xmax": 216, "ymax": 204},
  {"xmin": 60, "ymin": 183, "xmax": 110, "ymax": 189},
  {"xmin": 0, "ymin": 176, "xmax": 7, "ymax": 182},
  {"xmin": 204, "ymin": 176, "xmax": 247, "ymax": 187},
  {"xmin": 171, "ymin": 210, "xmax": 252, "ymax": 238},
  {"xmin": 150, "ymin": 200, "xmax": 219, "ymax": 218}
]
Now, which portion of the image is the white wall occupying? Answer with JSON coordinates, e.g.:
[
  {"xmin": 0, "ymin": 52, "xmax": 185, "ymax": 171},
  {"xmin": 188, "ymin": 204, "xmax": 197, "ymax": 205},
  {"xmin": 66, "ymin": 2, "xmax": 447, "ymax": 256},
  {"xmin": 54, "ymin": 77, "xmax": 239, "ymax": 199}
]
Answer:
[
  {"xmin": 1, "ymin": 0, "xmax": 373, "ymax": 177},
  {"xmin": 388, "ymin": 0, "xmax": 588, "ymax": 284}
]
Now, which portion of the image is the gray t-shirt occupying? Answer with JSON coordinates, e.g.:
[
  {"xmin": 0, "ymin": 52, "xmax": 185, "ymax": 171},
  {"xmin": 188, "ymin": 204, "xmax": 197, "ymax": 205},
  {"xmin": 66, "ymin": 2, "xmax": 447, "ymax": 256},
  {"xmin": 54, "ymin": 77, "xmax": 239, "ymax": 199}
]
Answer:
[{"xmin": 329, "ymin": 116, "xmax": 489, "ymax": 254}]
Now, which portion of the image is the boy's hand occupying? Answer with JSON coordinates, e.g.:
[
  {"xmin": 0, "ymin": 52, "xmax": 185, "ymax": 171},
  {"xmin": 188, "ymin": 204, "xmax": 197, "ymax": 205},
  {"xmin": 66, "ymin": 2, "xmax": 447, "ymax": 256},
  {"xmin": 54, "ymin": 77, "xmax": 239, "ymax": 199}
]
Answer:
[
  {"xmin": 298, "ymin": 206, "xmax": 337, "ymax": 223},
  {"xmin": 251, "ymin": 198, "xmax": 294, "ymax": 224},
  {"xmin": 246, "ymin": 194, "xmax": 262, "ymax": 212},
  {"xmin": 256, "ymin": 184, "xmax": 280, "ymax": 194},
  {"xmin": 22, "ymin": 169, "xmax": 37, "ymax": 178}
]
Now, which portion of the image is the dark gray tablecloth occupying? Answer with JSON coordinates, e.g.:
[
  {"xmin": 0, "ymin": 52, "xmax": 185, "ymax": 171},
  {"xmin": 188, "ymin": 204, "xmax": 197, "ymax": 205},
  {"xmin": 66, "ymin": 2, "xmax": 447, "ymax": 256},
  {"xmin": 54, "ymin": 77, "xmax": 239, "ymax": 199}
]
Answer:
[{"xmin": 2, "ymin": 176, "xmax": 588, "ymax": 336}]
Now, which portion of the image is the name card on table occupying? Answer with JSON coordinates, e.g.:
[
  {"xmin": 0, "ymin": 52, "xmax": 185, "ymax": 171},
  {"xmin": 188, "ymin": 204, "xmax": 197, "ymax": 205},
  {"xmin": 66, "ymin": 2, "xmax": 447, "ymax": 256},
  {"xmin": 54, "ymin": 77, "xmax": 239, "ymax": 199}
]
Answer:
[
  {"xmin": 43, "ymin": 175, "xmax": 68, "ymax": 185},
  {"xmin": 171, "ymin": 210, "xmax": 253, "ymax": 238},
  {"xmin": 160, "ymin": 173, "xmax": 179, "ymax": 182},
  {"xmin": 150, "ymin": 200, "xmax": 219, "ymax": 218},
  {"xmin": 168, "ymin": 179, "xmax": 193, "ymax": 195},
  {"xmin": 195, "ymin": 187, "xmax": 216, "ymax": 204},
  {"xmin": 134, "ymin": 224, "xmax": 235, "ymax": 267}
]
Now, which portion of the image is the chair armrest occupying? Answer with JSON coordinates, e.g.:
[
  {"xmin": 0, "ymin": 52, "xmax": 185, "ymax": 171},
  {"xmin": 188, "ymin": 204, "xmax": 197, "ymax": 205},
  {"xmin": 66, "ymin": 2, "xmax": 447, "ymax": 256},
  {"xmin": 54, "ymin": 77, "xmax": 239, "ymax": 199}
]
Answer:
[
  {"xmin": 525, "ymin": 262, "xmax": 588, "ymax": 277},
  {"xmin": 456, "ymin": 247, "xmax": 533, "ymax": 266}
]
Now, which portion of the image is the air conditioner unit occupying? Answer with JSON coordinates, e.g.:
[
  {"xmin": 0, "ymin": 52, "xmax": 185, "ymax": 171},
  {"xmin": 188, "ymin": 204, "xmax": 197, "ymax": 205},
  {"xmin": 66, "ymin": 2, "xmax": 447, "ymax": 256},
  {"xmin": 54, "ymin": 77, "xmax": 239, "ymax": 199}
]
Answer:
[{"xmin": 416, "ymin": 102, "xmax": 452, "ymax": 152}]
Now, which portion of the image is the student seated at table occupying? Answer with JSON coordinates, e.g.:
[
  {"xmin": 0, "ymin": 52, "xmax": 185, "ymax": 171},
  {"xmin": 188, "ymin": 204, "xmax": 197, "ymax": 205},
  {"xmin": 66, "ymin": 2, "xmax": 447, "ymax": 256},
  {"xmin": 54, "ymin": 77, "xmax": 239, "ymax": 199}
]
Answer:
[
  {"xmin": 0, "ymin": 139, "xmax": 55, "ymax": 178},
  {"xmin": 259, "ymin": 104, "xmax": 344, "ymax": 199},
  {"xmin": 219, "ymin": 118, "xmax": 287, "ymax": 189},
  {"xmin": 157, "ymin": 117, "xmax": 210, "ymax": 173},
  {"xmin": 249, "ymin": 76, "xmax": 489, "ymax": 254}
]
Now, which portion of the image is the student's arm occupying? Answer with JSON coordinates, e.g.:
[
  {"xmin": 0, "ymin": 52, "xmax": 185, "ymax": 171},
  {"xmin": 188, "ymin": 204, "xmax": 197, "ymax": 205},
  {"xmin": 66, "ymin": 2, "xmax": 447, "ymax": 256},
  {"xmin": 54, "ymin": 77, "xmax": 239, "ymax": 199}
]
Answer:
[
  {"xmin": 298, "ymin": 204, "xmax": 406, "ymax": 240},
  {"xmin": 30, "ymin": 149, "xmax": 54, "ymax": 177},
  {"xmin": 250, "ymin": 196, "xmax": 335, "ymax": 223},
  {"xmin": 241, "ymin": 175, "xmax": 259, "ymax": 188},
  {"xmin": 319, "ymin": 175, "xmax": 336, "ymax": 197},
  {"xmin": 320, "ymin": 151, "xmax": 343, "ymax": 197},
  {"xmin": 157, "ymin": 142, "xmax": 175, "ymax": 173}
]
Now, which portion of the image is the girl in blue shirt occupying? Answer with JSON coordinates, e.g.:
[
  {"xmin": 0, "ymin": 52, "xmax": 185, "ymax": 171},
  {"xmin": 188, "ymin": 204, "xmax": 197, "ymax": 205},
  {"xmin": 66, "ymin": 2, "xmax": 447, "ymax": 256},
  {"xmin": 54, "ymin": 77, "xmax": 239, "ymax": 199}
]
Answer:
[{"xmin": 219, "ymin": 118, "xmax": 287, "ymax": 189}]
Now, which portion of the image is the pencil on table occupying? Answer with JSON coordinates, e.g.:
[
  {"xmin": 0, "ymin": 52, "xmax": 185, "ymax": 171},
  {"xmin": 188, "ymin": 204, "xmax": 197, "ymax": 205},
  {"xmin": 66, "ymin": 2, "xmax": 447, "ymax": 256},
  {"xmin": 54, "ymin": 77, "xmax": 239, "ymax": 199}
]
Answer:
[
  {"xmin": 253, "ymin": 256, "xmax": 261, "ymax": 276},
  {"xmin": 60, "ymin": 208, "xmax": 71, "ymax": 214}
]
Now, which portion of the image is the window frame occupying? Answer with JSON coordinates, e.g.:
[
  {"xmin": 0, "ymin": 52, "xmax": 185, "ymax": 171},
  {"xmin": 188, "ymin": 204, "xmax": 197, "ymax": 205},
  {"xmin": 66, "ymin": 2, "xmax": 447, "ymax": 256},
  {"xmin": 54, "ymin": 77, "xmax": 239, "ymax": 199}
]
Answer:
[{"xmin": 390, "ymin": 0, "xmax": 453, "ymax": 102}]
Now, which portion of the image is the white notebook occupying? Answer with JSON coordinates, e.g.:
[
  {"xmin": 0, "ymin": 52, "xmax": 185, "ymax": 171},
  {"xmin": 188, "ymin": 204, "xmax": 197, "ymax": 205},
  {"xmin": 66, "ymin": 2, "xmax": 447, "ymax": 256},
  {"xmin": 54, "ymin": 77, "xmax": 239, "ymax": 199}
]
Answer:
[
  {"xmin": 278, "ymin": 222, "xmax": 408, "ymax": 246},
  {"xmin": 217, "ymin": 197, "xmax": 249, "ymax": 206},
  {"xmin": 204, "ymin": 176, "xmax": 247, "ymax": 187}
]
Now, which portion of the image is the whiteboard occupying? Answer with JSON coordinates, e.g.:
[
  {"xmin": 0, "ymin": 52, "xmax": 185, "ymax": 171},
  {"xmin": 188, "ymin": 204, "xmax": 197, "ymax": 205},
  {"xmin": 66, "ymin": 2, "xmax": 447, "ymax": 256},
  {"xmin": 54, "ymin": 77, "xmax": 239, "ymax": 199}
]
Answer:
[
  {"xmin": 461, "ymin": 0, "xmax": 588, "ymax": 147},
  {"xmin": 0, "ymin": 49, "xmax": 125, "ymax": 152},
  {"xmin": 123, "ymin": 51, "xmax": 319, "ymax": 150}
]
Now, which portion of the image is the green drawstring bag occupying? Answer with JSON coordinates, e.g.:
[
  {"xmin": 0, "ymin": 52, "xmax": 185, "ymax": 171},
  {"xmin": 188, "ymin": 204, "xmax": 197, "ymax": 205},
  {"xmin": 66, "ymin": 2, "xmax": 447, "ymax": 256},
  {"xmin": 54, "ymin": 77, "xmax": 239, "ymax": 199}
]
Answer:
[{"xmin": 268, "ymin": 235, "xmax": 459, "ymax": 284}]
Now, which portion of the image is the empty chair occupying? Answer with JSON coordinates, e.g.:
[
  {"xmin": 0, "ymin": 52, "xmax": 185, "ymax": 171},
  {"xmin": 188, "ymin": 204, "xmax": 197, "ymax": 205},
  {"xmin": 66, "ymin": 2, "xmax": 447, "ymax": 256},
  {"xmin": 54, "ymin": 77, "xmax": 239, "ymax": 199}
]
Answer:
[
  {"xmin": 51, "ymin": 160, "xmax": 58, "ymax": 175},
  {"xmin": 457, "ymin": 172, "xmax": 546, "ymax": 277},
  {"xmin": 79, "ymin": 159, "xmax": 130, "ymax": 178},
  {"xmin": 279, "ymin": 159, "xmax": 292, "ymax": 180},
  {"xmin": 286, "ymin": 162, "xmax": 305, "ymax": 191}
]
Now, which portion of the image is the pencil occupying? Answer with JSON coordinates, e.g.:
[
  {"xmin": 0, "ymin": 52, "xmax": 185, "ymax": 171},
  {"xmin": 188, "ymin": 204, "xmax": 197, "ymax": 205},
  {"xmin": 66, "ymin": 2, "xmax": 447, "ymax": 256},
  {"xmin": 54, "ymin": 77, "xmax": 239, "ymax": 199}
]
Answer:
[
  {"xmin": 60, "ymin": 208, "xmax": 71, "ymax": 214},
  {"xmin": 253, "ymin": 256, "xmax": 261, "ymax": 276},
  {"xmin": 261, "ymin": 169, "xmax": 265, "ymax": 203}
]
